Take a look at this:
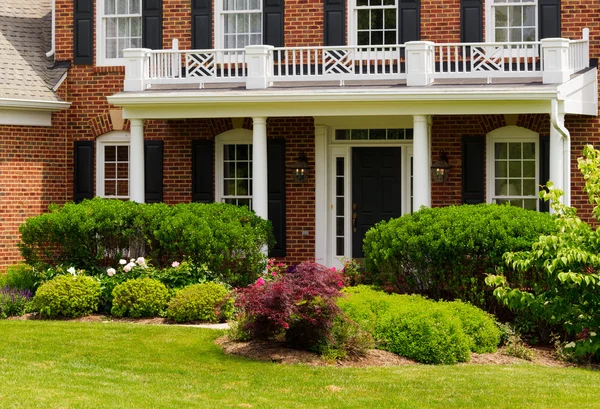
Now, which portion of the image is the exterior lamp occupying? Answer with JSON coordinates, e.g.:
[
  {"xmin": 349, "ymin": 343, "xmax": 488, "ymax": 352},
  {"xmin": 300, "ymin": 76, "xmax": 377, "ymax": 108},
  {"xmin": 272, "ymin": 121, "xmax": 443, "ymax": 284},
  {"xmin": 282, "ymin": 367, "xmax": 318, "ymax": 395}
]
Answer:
[
  {"xmin": 291, "ymin": 150, "xmax": 310, "ymax": 183},
  {"xmin": 431, "ymin": 150, "xmax": 451, "ymax": 183}
]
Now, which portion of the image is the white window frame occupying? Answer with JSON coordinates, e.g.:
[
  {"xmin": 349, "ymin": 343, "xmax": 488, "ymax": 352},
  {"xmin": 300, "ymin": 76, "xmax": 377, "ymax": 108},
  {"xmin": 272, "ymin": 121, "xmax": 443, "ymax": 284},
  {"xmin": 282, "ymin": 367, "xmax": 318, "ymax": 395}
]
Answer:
[
  {"xmin": 215, "ymin": 129, "xmax": 254, "ymax": 207},
  {"xmin": 214, "ymin": 0, "xmax": 263, "ymax": 50},
  {"xmin": 348, "ymin": 0, "xmax": 398, "ymax": 47},
  {"xmin": 486, "ymin": 126, "xmax": 539, "ymax": 210},
  {"xmin": 96, "ymin": 0, "xmax": 143, "ymax": 66},
  {"xmin": 485, "ymin": 0, "xmax": 538, "ymax": 43},
  {"xmin": 96, "ymin": 131, "xmax": 130, "ymax": 198}
]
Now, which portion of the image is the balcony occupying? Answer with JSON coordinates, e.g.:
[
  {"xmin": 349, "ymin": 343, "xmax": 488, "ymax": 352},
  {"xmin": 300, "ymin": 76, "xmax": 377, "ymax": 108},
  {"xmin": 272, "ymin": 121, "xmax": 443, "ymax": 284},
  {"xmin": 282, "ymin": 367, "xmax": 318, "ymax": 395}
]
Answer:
[{"xmin": 122, "ymin": 29, "xmax": 591, "ymax": 92}]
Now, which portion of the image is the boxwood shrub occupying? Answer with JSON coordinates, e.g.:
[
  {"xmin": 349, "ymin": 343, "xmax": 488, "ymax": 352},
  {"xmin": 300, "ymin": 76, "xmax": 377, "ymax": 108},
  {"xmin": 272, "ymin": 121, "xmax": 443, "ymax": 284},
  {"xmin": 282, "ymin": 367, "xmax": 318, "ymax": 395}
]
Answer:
[
  {"xmin": 19, "ymin": 199, "xmax": 274, "ymax": 286},
  {"xmin": 29, "ymin": 275, "xmax": 101, "ymax": 318},
  {"xmin": 111, "ymin": 278, "xmax": 170, "ymax": 318},
  {"xmin": 363, "ymin": 204, "xmax": 556, "ymax": 310},
  {"xmin": 166, "ymin": 283, "xmax": 233, "ymax": 323},
  {"xmin": 338, "ymin": 286, "xmax": 500, "ymax": 364}
]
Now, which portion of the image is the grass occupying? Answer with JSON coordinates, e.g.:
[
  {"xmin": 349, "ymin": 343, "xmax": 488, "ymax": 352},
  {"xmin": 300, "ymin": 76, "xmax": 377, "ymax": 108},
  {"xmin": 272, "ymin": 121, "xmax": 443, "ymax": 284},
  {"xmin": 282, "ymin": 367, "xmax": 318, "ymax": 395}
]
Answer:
[{"xmin": 0, "ymin": 321, "xmax": 599, "ymax": 409}]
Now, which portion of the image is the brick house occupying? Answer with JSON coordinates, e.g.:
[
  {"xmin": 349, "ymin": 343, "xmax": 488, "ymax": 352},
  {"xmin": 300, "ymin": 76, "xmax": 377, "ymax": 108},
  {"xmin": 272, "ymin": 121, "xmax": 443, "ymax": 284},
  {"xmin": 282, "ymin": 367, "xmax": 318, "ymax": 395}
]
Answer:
[{"xmin": 0, "ymin": 0, "xmax": 598, "ymax": 270}]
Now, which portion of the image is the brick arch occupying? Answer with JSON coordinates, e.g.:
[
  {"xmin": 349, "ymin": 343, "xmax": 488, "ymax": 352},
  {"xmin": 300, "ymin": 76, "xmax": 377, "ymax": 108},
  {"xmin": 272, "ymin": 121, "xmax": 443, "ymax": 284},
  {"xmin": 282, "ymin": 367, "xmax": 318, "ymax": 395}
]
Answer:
[
  {"xmin": 478, "ymin": 115, "xmax": 506, "ymax": 134},
  {"xmin": 88, "ymin": 112, "xmax": 130, "ymax": 138},
  {"xmin": 478, "ymin": 114, "xmax": 549, "ymax": 135}
]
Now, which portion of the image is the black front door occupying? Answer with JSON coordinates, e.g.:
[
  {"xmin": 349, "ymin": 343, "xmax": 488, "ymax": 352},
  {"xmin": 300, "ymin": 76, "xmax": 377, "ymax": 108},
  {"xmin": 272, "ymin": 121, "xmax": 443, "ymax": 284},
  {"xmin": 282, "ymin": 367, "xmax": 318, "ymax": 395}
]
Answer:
[{"xmin": 351, "ymin": 147, "xmax": 402, "ymax": 257}]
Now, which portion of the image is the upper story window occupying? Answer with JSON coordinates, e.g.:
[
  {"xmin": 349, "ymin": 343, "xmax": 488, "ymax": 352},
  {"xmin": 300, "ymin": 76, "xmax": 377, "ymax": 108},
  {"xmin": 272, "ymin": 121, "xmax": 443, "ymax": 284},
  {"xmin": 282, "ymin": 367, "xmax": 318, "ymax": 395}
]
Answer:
[
  {"xmin": 488, "ymin": 0, "xmax": 537, "ymax": 42},
  {"xmin": 97, "ymin": 0, "xmax": 142, "ymax": 66},
  {"xmin": 218, "ymin": 0, "xmax": 263, "ymax": 49},
  {"xmin": 356, "ymin": 0, "xmax": 397, "ymax": 46}
]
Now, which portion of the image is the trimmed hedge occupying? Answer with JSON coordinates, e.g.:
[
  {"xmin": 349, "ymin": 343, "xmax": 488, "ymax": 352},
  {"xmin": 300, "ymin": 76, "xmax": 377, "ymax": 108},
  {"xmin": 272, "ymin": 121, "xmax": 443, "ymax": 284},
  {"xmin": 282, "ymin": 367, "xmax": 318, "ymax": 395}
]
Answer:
[
  {"xmin": 29, "ymin": 275, "xmax": 101, "ymax": 318},
  {"xmin": 19, "ymin": 199, "xmax": 274, "ymax": 286},
  {"xmin": 166, "ymin": 283, "xmax": 233, "ymax": 323},
  {"xmin": 111, "ymin": 278, "xmax": 170, "ymax": 318},
  {"xmin": 338, "ymin": 286, "xmax": 500, "ymax": 364},
  {"xmin": 363, "ymin": 204, "xmax": 556, "ymax": 310}
]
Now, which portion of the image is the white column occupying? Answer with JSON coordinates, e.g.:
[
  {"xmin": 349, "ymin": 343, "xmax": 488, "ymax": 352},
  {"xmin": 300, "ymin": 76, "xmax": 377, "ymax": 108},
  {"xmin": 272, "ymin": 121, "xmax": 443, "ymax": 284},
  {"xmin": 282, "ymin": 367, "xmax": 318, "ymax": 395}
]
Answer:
[
  {"xmin": 252, "ymin": 117, "xmax": 268, "ymax": 220},
  {"xmin": 549, "ymin": 115, "xmax": 564, "ymax": 203},
  {"xmin": 123, "ymin": 48, "xmax": 151, "ymax": 92},
  {"xmin": 314, "ymin": 124, "xmax": 328, "ymax": 265},
  {"xmin": 129, "ymin": 119, "xmax": 145, "ymax": 203},
  {"xmin": 245, "ymin": 45, "xmax": 273, "ymax": 90},
  {"xmin": 413, "ymin": 115, "xmax": 431, "ymax": 210},
  {"xmin": 405, "ymin": 41, "xmax": 435, "ymax": 86}
]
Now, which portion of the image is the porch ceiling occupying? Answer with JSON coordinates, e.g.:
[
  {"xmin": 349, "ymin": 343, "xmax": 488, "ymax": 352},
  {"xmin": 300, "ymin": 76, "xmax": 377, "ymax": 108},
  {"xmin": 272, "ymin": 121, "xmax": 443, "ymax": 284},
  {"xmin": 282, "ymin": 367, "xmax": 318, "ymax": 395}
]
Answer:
[{"xmin": 107, "ymin": 69, "xmax": 597, "ymax": 120}]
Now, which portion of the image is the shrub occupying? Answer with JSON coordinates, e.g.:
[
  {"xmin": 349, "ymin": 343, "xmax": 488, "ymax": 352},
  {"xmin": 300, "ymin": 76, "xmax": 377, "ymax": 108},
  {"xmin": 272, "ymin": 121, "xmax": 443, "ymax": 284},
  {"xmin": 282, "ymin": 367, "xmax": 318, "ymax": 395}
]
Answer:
[
  {"xmin": 166, "ymin": 283, "xmax": 233, "ymax": 323},
  {"xmin": 111, "ymin": 278, "xmax": 170, "ymax": 318},
  {"xmin": 0, "ymin": 264, "xmax": 38, "ymax": 293},
  {"xmin": 19, "ymin": 199, "xmax": 273, "ymax": 287},
  {"xmin": 317, "ymin": 315, "xmax": 374, "ymax": 361},
  {"xmin": 363, "ymin": 204, "xmax": 555, "ymax": 310},
  {"xmin": 0, "ymin": 286, "xmax": 32, "ymax": 318},
  {"xmin": 339, "ymin": 286, "xmax": 500, "ymax": 364},
  {"xmin": 29, "ymin": 275, "xmax": 100, "ymax": 318},
  {"xmin": 234, "ymin": 261, "xmax": 345, "ymax": 351}
]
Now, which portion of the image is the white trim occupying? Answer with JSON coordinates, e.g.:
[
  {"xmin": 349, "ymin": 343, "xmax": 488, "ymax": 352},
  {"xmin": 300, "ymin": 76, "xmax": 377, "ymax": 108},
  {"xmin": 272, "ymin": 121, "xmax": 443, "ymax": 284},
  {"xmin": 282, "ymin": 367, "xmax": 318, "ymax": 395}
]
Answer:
[
  {"xmin": 52, "ymin": 71, "xmax": 69, "ymax": 92},
  {"xmin": 0, "ymin": 98, "xmax": 71, "ymax": 110},
  {"xmin": 96, "ymin": 130, "xmax": 131, "ymax": 198},
  {"xmin": 314, "ymin": 124, "xmax": 328, "ymax": 265},
  {"xmin": 214, "ymin": 128, "xmax": 254, "ymax": 205},
  {"xmin": 486, "ymin": 0, "xmax": 538, "ymax": 42},
  {"xmin": 0, "ymin": 109, "xmax": 53, "ymax": 126},
  {"xmin": 214, "ymin": 0, "xmax": 263, "ymax": 50},
  {"xmin": 96, "ymin": 0, "xmax": 143, "ymax": 67},
  {"xmin": 485, "ymin": 125, "xmax": 540, "ymax": 209}
]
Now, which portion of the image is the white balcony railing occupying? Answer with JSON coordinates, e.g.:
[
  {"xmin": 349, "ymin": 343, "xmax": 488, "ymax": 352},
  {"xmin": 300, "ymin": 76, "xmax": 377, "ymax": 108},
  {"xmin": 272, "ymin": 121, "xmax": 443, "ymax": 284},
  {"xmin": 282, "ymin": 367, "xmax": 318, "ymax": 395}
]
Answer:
[{"xmin": 123, "ymin": 29, "xmax": 590, "ymax": 92}]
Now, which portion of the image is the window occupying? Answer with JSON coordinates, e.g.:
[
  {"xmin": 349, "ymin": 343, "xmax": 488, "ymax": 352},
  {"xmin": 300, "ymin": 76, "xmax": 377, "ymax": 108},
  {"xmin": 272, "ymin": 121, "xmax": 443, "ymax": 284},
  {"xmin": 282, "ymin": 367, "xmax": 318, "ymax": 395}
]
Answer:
[
  {"xmin": 336, "ymin": 128, "xmax": 413, "ymax": 140},
  {"xmin": 96, "ymin": 131, "xmax": 130, "ymax": 199},
  {"xmin": 355, "ymin": 0, "xmax": 397, "ymax": 46},
  {"xmin": 217, "ymin": 0, "xmax": 262, "ymax": 49},
  {"xmin": 487, "ymin": 127, "xmax": 539, "ymax": 211},
  {"xmin": 216, "ymin": 129, "xmax": 254, "ymax": 208},
  {"xmin": 97, "ymin": 0, "xmax": 142, "ymax": 66},
  {"xmin": 488, "ymin": 0, "xmax": 537, "ymax": 42}
]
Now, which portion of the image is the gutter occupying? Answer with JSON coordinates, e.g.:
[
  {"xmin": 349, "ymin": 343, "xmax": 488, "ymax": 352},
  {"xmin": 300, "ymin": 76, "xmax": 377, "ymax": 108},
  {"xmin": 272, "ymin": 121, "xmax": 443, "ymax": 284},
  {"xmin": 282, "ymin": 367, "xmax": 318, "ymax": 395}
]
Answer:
[
  {"xmin": 0, "ymin": 98, "xmax": 71, "ymax": 111},
  {"xmin": 551, "ymin": 98, "xmax": 571, "ymax": 207},
  {"xmin": 45, "ymin": 0, "xmax": 55, "ymax": 58}
]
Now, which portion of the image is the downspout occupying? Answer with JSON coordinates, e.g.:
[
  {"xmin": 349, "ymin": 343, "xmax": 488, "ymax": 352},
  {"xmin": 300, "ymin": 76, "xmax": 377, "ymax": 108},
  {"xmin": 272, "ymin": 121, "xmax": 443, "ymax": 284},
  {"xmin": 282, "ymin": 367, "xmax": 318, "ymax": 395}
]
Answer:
[
  {"xmin": 45, "ymin": 0, "xmax": 55, "ymax": 58},
  {"xmin": 551, "ymin": 98, "xmax": 571, "ymax": 206}
]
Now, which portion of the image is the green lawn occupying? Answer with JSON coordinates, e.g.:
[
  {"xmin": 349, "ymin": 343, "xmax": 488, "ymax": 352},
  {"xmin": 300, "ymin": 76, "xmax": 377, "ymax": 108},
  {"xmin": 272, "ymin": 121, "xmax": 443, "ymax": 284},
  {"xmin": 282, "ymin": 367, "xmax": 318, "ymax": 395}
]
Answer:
[{"xmin": 0, "ymin": 321, "xmax": 598, "ymax": 409}]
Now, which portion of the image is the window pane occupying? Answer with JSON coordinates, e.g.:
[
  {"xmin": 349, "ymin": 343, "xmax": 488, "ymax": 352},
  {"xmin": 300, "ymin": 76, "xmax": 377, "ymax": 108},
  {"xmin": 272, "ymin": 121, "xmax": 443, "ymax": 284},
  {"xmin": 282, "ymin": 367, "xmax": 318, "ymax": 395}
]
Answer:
[
  {"xmin": 117, "ymin": 146, "xmax": 128, "ymax": 161},
  {"xmin": 384, "ymin": 9, "xmax": 396, "ymax": 29},
  {"xmin": 370, "ymin": 129, "xmax": 386, "ymax": 139},
  {"xmin": 353, "ymin": 129, "xmax": 368, "ymax": 140},
  {"xmin": 336, "ymin": 157, "xmax": 345, "ymax": 175},
  {"xmin": 372, "ymin": 9, "xmax": 383, "ymax": 30},
  {"xmin": 105, "ymin": 146, "xmax": 116, "ymax": 161},
  {"xmin": 225, "ymin": 180, "xmax": 235, "ymax": 195},
  {"xmin": 225, "ymin": 145, "xmax": 236, "ymax": 160},
  {"xmin": 509, "ymin": 6, "xmax": 522, "ymax": 27},
  {"xmin": 105, "ymin": 180, "xmax": 116, "ymax": 196},
  {"xmin": 130, "ymin": 0, "xmax": 140, "ymax": 14},
  {"xmin": 495, "ymin": 6, "xmax": 508, "ymax": 27},
  {"xmin": 131, "ymin": 17, "xmax": 142, "ymax": 37},
  {"xmin": 250, "ymin": 14, "xmax": 261, "ymax": 33},
  {"xmin": 237, "ymin": 180, "xmax": 249, "ymax": 195},
  {"xmin": 495, "ymin": 143, "xmax": 507, "ymax": 159},
  {"xmin": 358, "ymin": 10, "xmax": 370, "ymax": 30},
  {"xmin": 384, "ymin": 31, "xmax": 396, "ymax": 45},
  {"xmin": 358, "ymin": 31, "xmax": 370, "ymax": 45},
  {"xmin": 336, "ymin": 217, "xmax": 344, "ymax": 236},
  {"xmin": 523, "ymin": 179, "xmax": 536, "ymax": 196},
  {"xmin": 509, "ymin": 143, "xmax": 521, "ymax": 159},
  {"xmin": 131, "ymin": 37, "xmax": 141, "ymax": 48},
  {"xmin": 523, "ymin": 199, "xmax": 537, "ymax": 210},
  {"xmin": 495, "ymin": 161, "xmax": 507, "ymax": 178},
  {"xmin": 118, "ymin": 18, "xmax": 128, "ymax": 37},
  {"xmin": 495, "ymin": 28, "xmax": 508, "ymax": 42},
  {"xmin": 117, "ymin": 180, "xmax": 129, "ymax": 196},
  {"xmin": 523, "ymin": 160, "xmax": 535, "ymax": 177},
  {"xmin": 522, "ymin": 142, "xmax": 535, "ymax": 159},
  {"xmin": 106, "ymin": 39, "xmax": 117, "ymax": 58},
  {"xmin": 357, "ymin": 0, "xmax": 368, "ymax": 6},
  {"xmin": 387, "ymin": 129, "xmax": 401, "ymax": 139},
  {"xmin": 106, "ymin": 18, "xmax": 117, "ymax": 37},
  {"xmin": 509, "ymin": 161, "xmax": 521, "ymax": 178},
  {"xmin": 117, "ymin": 0, "xmax": 127, "ymax": 14},
  {"xmin": 336, "ymin": 175, "xmax": 344, "ymax": 194},
  {"xmin": 117, "ymin": 163, "xmax": 128, "ymax": 179},
  {"xmin": 105, "ymin": 163, "xmax": 116, "ymax": 179},
  {"xmin": 508, "ymin": 179, "xmax": 522, "ymax": 195},
  {"xmin": 509, "ymin": 28, "xmax": 522, "ymax": 42},
  {"xmin": 237, "ymin": 162, "xmax": 249, "ymax": 178},
  {"xmin": 224, "ymin": 162, "xmax": 235, "ymax": 178},
  {"xmin": 336, "ymin": 130, "xmax": 349, "ymax": 140},
  {"xmin": 495, "ymin": 179, "xmax": 507, "ymax": 195},
  {"xmin": 523, "ymin": 28, "xmax": 535, "ymax": 41},
  {"xmin": 523, "ymin": 5, "xmax": 535, "ymax": 26},
  {"xmin": 105, "ymin": 0, "xmax": 116, "ymax": 14}
]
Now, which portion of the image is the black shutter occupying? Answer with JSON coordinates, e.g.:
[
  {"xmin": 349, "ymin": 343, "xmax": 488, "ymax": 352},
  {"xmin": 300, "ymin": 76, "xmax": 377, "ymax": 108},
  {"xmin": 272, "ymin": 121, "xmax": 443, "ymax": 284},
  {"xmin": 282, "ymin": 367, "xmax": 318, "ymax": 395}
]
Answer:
[
  {"xmin": 539, "ymin": 0, "xmax": 560, "ymax": 39},
  {"xmin": 460, "ymin": 0, "xmax": 482, "ymax": 43},
  {"xmin": 144, "ymin": 140, "xmax": 163, "ymax": 203},
  {"xmin": 192, "ymin": 140, "xmax": 214, "ymax": 203},
  {"xmin": 192, "ymin": 0, "xmax": 212, "ymax": 49},
  {"xmin": 142, "ymin": 0, "xmax": 163, "ymax": 50},
  {"xmin": 267, "ymin": 139, "xmax": 286, "ymax": 257},
  {"xmin": 539, "ymin": 135, "xmax": 550, "ymax": 212},
  {"xmin": 398, "ymin": 0, "xmax": 420, "ymax": 44},
  {"xmin": 324, "ymin": 0, "xmax": 345, "ymax": 46},
  {"xmin": 263, "ymin": 0, "xmax": 284, "ymax": 47},
  {"xmin": 74, "ymin": 141, "xmax": 94, "ymax": 203},
  {"xmin": 461, "ymin": 136, "xmax": 485, "ymax": 204},
  {"xmin": 73, "ymin": 0, "xmax": 93, "ymax": 64}
]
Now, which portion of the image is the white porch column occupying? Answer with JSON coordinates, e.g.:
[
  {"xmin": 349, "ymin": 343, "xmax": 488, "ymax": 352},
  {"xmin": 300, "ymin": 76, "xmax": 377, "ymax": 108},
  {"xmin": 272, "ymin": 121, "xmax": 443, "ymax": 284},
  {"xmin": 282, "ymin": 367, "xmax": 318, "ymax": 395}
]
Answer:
[
  {"xmin": 549, "ymin": 115, "xmax": 564, "ymax": 203},
  {"xmin": 541, "ymin": 38, "xmax": 570, "ymax": 84},
  {"xmin": 252, "ymin": 117, "xmax": 268, "ymax": 220},
  {"xmin": 129, "ymin": 119, "xmax": 145, "ymax": 203},
  {"xmin": 413, "ymin": 115, "xmax": 431, "ymax": 209},
  {"xmin": 314, "ymin": 124, "xmax": 328, "ymax": 264}
]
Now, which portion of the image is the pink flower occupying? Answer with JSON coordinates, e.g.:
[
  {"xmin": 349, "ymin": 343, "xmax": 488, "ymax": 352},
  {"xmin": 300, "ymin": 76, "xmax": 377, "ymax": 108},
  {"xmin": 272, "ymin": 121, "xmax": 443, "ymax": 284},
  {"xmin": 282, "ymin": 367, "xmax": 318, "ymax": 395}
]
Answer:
[
  {"xmin": 123, "ymin": 262, "xmax": 135, "ymax": 273},
  {"xmin": 136, "ymin": 257, "xmax": 147, "ymax": 267},
  {"xmin": 271, "ymin": 271, "xmax": 277, "ymax": 276},
  {"xmin": 278, "ymin": 263, "xmax": 285, "ymax": 267},
  {"xmin": 256, "ymin": 277, "xmax": 265, "ymax": 286},
  {"xmin": 337, "ymin": 281, "xmax": 344, "ymax": 288},
  {"xmin": 107, "ymin": 268, "xmax": 116, "ymax": 277},
  {"xmin": 171, "ymin": 261, "xmax": 180, "ymax": 268}
]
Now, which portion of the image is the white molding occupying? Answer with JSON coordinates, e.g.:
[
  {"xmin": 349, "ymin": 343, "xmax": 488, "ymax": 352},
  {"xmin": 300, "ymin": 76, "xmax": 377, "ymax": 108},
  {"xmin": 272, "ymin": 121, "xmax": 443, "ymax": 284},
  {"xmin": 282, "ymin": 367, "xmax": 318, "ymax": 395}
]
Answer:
[
  {"xmin": 214, "ymin": 128, "xmax": 253, "ymax": 204},
  {"xmin": 0, "ymin": 109, "xmax": 53, "ymax": 126},
  {"xmin": 314, "ymin": 124, "xmax": 328, "ymax": 265},
  {"xmin": 0, "ymin": 98, "xmax": 71, "ymax": 110},
  {"xmin": 486, "ymin": 0, "xmax": 539, "ymax": 42},
  {"xmin": 95, "ymin": 130, "xmax": 131, "ymax": 198},
  {"xmin": 96, "ymin": 0, "xmax": 141, "ymax": 67},
  {"xmin": 485, "ymin": 126, "xmax": 540, "ymax": 208},
  {"xmin": 52, "ymin": 71, "xmax": 69, "ymax": 92}
]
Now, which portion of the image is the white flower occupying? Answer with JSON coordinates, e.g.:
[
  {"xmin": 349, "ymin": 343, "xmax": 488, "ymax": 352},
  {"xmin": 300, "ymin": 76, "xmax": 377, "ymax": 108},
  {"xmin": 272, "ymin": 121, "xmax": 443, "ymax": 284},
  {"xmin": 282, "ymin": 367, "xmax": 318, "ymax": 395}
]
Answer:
[
  {"xmin": 136, "ymin": 257, "xmax": 146, "ymax": 267},
  {"xmin": 130, "ymin": 258, "xmax": 135, "ymax": 263},
  {"xmin": 67, "ymin": 267, "xmax": 76, "ymax": 276},
  {"xmin": 123, "ymin": 262, "xmax": 135, "ymax": 273},
  {"xmin": 119, "ymin": 259, "xmax": 127, "ymax": 265},
  {"xmin": 107, "ymin": 268, "xmax": 116, "ymax": 277},
  {"xmin": 171, "ymin": 261, "xmax": 180, "ymax": 268}
]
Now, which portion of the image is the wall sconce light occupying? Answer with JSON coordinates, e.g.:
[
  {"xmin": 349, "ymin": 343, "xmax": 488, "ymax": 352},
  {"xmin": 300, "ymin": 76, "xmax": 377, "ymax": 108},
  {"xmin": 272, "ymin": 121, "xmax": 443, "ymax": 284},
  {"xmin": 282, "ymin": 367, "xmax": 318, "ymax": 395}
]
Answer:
[
  {"xmin": 431, "ymin": 150, "xmax": 451, "ymax": 183},
  {"xmin": 291, "ymin": 150, "xmax": 310, "ymax": 183}
]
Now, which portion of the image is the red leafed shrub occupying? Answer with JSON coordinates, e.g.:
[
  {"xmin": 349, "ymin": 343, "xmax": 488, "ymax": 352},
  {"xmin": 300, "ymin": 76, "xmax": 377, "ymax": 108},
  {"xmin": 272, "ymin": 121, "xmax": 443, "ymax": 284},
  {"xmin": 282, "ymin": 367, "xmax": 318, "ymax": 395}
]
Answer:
[{"xmin": 235, "ymin": 261, "xmax": 345, "ymax": 350}]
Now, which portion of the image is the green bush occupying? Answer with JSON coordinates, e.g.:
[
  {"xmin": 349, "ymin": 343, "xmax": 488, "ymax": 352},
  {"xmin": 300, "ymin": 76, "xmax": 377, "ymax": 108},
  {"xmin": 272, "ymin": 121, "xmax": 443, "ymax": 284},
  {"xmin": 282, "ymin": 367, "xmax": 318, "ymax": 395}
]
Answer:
[
  {"xmin": 1, "ymin": 264, "xmax": 38, "ymax": 293},
  {"xmin": 111, "ymin": 278, "xmax": 170, "ymax": 318},
  {"xmin": 446, "ymin": 301, "xmax": 500, "ymax": 353},
  {"xmin": 0, "ymin": 287, "xmax": 32, "ymax": 318},
  {"xmin": 29, "ymin": 275, "xmax": 100, "ymax": 318},
  {"xmin": 339, "ymin": 286, "xmax": 500, "ymax": 364},
  {"xmin": 19, "ymin": 199, "xmax": 273, "ymax": 287},
  {"xmin": 166, "ymin": 283, "xmax": 233, "ymax": 323},
  {"xmin": 363, "ymin": 204, "xmax": 555, "ymax": 310}
]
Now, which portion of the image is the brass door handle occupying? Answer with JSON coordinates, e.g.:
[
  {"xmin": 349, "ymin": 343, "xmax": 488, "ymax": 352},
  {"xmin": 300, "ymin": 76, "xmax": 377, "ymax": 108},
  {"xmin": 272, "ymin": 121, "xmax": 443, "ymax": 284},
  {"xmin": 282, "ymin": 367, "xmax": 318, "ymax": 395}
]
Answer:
[{"xmin": 352, "ymin": 203, "xmax": 357, "ymax": 232}]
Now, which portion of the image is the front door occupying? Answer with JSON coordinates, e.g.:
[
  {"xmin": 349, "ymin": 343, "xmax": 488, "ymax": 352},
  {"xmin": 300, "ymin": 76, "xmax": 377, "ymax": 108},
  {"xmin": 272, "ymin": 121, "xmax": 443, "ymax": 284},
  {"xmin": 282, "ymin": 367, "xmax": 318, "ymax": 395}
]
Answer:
[{"xmin": 351, "ymin": 147, "xmax": 402, "ymax": 257}]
